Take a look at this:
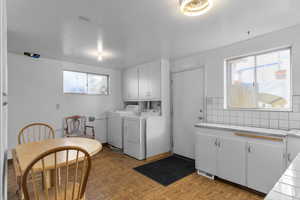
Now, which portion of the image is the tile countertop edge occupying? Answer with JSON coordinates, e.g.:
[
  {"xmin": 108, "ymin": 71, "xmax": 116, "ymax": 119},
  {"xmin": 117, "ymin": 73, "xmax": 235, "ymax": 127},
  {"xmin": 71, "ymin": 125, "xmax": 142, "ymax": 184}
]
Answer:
[
  {"xmin": 265, "ymin": 153, "xmax": 300, "ymax": 200},
  {"xmin": 194, "ymin": 122, "xmax": 290, "ymax": 137}
]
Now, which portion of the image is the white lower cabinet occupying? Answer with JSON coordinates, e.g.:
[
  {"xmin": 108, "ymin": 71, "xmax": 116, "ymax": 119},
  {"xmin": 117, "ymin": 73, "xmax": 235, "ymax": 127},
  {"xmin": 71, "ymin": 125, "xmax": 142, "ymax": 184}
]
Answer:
[
  {"xmin": 247, "ymin": 142, "xmax": 284, "ymax": 193},
  {"xmin": 287, "ymin": 136, "xmax": 300, "ymax": 166},
  {"xmin": 195, "ymin": 134, "xmax": 217, "ymax": 175},
  {"xmin": 195, "ymin": 130, "xmax": 285, "ymax": 193},
  {"xmin": 195, "ymin": 133, "xmax": 246, "ymax": 185},
  {"xmin": 217, "ymin": 137, "xmax": 246, "ymax": 186}
]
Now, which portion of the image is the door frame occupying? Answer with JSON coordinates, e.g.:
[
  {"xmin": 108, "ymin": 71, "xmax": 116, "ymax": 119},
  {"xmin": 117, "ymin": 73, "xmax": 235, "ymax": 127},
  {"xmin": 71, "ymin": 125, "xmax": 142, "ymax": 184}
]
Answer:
[
  {"xmin": 0, "ymin": 0, "xmax": 8, "ymax": 198},
  {"xmin": 170, "ymin": 66, "xmax": 206, "ymax": 154}
]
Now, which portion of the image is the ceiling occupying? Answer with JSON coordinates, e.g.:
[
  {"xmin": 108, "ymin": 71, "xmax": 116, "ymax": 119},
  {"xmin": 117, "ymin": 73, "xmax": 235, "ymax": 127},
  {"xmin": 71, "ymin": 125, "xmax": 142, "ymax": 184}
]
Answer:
[{"xmin": 7, "ymin": 0, "xmax": 300, "ymax": 69}]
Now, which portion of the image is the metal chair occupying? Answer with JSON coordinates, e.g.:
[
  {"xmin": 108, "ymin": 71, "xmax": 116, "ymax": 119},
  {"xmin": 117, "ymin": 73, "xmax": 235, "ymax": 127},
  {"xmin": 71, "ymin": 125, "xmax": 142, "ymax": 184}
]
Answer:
[
  {"xmin": 21, "ymin": 146, "xmax": 92, "ymax": 200},
  {"xmin": 64, "ymin": 116, "xmax": 95, "ymax": 139},
  {"xmin": 18, "ymin": 123, "xmax": 55, "ymax": 144}
]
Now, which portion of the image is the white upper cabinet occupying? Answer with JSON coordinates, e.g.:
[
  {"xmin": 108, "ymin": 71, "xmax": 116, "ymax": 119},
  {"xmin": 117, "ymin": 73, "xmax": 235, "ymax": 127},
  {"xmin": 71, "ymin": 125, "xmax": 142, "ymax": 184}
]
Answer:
[
  {"xmin": 123, "ymin": 67, "xmax": 139, "ymax": 101},
  {"xmin": 123, "ymin": 61, "xmax": 161, "ymax": 101},
  {"xmin": 138, "ymin": 63, "xmax": 150, "ymax": 100},
  {"xmin": 148, "ymin": 61, "xmax": 161, "ymax": 100}
]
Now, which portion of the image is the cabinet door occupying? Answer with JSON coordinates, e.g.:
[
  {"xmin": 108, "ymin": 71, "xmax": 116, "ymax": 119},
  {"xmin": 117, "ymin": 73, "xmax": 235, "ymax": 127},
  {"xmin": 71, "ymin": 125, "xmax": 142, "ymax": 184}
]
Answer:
[
  {"xmin": 148, "ymin": 61, "xmax": 161, "ymax": 100},
  {"xmin": 247, "ymin": 142, "xmax": 284, "ymax": 193},
  {"xmin": 138, "ymin": 64, "xmax": 150, "ymax": 100},
  {"xmin": 217, "ymin": 137, "xmax": 246, "ymax": 185},
  {"xmin": 195, "ymin": 133, "xmax": 217, "ymax": 175},
  {"xmin": 138, "ymin": 62, "xmax": 161, "ymax": 100},
  {"xmin": 287, "ymin": 136, "xmax": 300, "ymax": 166},
  {"xmin": 123, "ymin": 67, "xmax": 139, "ymax": 100}
]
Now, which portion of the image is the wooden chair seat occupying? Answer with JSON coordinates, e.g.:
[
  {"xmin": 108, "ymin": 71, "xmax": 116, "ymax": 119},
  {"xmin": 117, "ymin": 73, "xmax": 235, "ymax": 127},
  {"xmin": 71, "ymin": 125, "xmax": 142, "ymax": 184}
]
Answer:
[{"xmin": 27, "ymin": 183, "xmax": 85, "ymax": 200}]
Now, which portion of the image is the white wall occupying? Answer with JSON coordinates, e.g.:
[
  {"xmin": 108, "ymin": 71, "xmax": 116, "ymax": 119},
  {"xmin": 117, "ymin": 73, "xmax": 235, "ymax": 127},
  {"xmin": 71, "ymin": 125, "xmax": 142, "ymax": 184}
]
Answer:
[
  {"xmin": 7, "ymin": 53, "xmax": 122, "ymax": 151},
  {"xmin": 172, "ymin": 24, "xmax": 300, "ymax": 97}
]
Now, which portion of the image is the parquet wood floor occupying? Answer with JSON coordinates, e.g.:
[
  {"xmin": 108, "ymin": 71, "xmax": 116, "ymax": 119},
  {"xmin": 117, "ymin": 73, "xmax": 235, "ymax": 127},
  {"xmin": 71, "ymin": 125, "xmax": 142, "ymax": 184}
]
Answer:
[{"xmin": 8, "ymin": 147, "xmax": 264, "ymax": 200}]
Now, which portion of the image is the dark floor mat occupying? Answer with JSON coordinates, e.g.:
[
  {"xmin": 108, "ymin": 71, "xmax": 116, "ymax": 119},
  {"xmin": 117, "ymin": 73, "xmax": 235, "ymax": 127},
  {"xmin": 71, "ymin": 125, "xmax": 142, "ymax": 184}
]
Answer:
[{"xmin": 134, "ymin": 155, "xmax": 195, "ymax": 186}]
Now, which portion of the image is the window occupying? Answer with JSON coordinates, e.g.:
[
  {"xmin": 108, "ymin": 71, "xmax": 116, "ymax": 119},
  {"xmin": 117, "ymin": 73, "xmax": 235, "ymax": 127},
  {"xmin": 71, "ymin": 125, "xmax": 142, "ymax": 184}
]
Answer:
[
  {"xmin": 63, "ymin": 71, "xmax": 109, "ymax": 95},
  {"xmin": 225, "ymin": 47, "xmax": 291, "ymax": 110}
]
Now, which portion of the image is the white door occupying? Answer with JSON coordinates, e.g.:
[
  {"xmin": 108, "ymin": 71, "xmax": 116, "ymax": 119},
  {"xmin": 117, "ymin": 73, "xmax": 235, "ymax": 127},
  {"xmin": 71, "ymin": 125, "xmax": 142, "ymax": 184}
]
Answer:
[
  {"xmin": 0, "ymin": 0, "xmax": 7, "ymax": 198},
  {"xmin": 172, "ymin": 68, "xmax": 205, "ymax": 158},
  {"xmin": 195, "ymin": 133, "xmax": 217, "ymax": 175},
  {"xmin": 217, "ymin": 137, "xmax": 246, "ymax": 185},
  {"xmin": 247, "ymin": 142, "xmax": 284, "ymax": 193}
]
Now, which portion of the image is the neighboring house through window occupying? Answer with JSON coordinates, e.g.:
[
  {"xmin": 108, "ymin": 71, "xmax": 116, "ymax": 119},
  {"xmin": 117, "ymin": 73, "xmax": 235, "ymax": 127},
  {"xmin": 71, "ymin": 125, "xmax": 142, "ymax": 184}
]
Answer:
[{"xmin": 224, "ymin": 47, "xmax": 291, "ymax": 111}]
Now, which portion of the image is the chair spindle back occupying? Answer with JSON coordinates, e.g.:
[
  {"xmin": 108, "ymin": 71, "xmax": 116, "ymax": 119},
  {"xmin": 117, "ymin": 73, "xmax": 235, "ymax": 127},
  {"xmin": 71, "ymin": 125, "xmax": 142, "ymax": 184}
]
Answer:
[
  {"xmin": 18, "ymin": 123, "xmax": 55, "ymax": 144},
  {"xmin": 22, "ymin": 146, "xmax": 92, "ymax": 200}
]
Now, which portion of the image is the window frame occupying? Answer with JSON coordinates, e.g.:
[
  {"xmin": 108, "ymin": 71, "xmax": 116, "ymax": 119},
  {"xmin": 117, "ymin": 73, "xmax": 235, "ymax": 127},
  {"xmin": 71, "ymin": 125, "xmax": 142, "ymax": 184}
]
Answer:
[
  {"xmin": 224, "ymin": 46, "xmax": 292, "ymax": 112},
  {"xmin": 63, "ymin": 70, "xmax": 110, "ymax": 96}
]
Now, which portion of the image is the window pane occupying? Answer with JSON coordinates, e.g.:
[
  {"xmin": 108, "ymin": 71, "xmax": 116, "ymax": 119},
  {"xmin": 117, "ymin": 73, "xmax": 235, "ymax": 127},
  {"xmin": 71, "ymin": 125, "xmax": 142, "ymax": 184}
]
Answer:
[
  {"xmin": 87, "ymin": 74, "xmax": 108, "ymax": 95},
  {"xmin": 63, "ymin": 71, "xmax": 87, "ymax": 93},
  {"xmin": 228, "ymin": 56, "xmax": 256, "ymax": 108},
  {"xmin": 256, "ymin": 49, "xmax": 291, "ymax": 109}
]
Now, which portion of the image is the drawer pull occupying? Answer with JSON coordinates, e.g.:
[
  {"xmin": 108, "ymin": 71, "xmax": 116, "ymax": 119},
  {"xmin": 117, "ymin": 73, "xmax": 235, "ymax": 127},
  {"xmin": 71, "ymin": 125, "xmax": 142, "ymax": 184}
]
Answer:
[
  {"xmin": 234, "ymin": 132, "xmax": 283, "ymax": 142},
  {"xmin": 248, "ymin": 145, "xmax": 251, "ymax": 153}
]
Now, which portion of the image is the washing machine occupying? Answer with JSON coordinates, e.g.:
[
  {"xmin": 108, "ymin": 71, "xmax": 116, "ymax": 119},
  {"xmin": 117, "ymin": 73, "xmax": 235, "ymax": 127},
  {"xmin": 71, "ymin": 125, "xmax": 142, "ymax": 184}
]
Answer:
[{"xmin": 107, "ymin": 105, "xmax": 139, "ymax": 149}]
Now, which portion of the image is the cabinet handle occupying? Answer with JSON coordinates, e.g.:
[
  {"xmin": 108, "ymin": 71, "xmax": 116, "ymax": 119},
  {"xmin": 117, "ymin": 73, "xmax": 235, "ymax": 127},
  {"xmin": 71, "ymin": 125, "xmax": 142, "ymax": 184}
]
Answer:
[
  {"xmin": 218, "ymin": 141, "xmax": 221, "ymax": 148},
  {"xmin": 214, "ymin": 138, "xmax": 218, "ymax": 147},
  {"xmin": 288, "ymin": 153, "xmax": 291, "ymax": 162},
  {"xmin": 248, "ymin": 145, "xmax": 251, "ymax": 153}
]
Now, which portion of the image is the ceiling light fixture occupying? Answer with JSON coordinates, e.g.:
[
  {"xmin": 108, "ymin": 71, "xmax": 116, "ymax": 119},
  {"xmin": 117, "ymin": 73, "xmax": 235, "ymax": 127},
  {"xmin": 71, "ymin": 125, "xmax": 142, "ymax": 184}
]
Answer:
[
  {"xmin": 179, "ymin": 0, "xmax": 213, "ymax": 16},
  {"xmin": 98, "ymin": 52, "xmax": 103, "ymax": 61}
]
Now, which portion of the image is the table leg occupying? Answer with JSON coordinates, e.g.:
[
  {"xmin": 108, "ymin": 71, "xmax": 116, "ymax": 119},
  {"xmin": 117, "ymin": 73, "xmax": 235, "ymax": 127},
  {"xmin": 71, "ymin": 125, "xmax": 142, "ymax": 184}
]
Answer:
[{"xmin": 43, "ymin": 168, "xmax": 61, "ymax": 189}]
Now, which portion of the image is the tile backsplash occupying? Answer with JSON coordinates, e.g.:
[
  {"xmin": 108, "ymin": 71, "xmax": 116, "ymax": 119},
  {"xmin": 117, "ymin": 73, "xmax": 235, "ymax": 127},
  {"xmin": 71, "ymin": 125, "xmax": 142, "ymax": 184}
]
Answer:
[{"xmin": 205, "ymin": 96, "xmax": 300, "ymax": 130}]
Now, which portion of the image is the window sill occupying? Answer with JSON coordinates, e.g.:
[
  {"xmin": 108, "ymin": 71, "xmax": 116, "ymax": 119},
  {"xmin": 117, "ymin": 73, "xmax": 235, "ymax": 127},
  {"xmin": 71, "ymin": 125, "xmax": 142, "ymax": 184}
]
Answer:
[{"xmin": 224, "ymin": 107, "xmax": 292, "ymax": 112}]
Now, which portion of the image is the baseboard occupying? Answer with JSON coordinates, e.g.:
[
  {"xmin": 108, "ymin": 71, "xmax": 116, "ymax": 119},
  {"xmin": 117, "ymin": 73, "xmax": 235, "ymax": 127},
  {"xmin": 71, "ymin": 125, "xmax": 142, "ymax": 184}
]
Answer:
[
  {"xmin": 102, "ymin": 142, "xmax": 109, "ymax": 146},
  {"xmin": 146, "ymin": 152, "xmax": 172, "ymax": 162}
]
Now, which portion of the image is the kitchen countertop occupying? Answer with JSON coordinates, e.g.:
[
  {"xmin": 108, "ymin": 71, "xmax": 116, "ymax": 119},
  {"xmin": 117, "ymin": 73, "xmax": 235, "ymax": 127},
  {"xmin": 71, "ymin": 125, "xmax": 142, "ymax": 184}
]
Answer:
[
  {"xmin": 194, "ymin": 122, "xmax": 300, "ymax": 137},
  {"xmin": 265, "ymin": 153, "xmax": 300, "ymax": 200}
]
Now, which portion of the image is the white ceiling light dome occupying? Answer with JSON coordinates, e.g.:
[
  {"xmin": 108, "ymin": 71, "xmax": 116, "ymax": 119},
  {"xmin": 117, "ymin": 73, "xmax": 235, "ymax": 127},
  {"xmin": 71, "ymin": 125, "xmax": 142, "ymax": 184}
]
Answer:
[{"xmin": 179, "ymin": 0, "xmax": 213, "ymax": 16}]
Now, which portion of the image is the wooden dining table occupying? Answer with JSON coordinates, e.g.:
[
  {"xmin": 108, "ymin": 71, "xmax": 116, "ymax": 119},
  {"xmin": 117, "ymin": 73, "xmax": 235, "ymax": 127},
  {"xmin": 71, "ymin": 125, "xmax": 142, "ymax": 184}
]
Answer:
[{"xmin": 12, "ymin": 137, "xmax": 102, "ymax": 199}]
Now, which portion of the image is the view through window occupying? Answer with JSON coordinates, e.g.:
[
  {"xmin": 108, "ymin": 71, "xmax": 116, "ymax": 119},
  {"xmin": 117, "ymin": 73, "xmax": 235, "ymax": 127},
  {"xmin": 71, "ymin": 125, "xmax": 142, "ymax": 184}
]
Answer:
[
  {"xmin": 63, "ymin": 71, "xmax": 109, "ymax": 95},
  {"xmin": 225, "ymin": 48, "xmax": 291, "ymax": 110}
]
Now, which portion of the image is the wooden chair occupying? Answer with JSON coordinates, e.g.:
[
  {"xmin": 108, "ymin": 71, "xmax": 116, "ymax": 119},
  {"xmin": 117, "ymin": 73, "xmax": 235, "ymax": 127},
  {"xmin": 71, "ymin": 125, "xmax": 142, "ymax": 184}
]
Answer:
[
  {"xmin": 21, "ymin": 146, "xmax": 92, "ymax": 200},
  {"xmin": 64, "ymin": 116, "xmax": 95, "ymax": 139},
  {"xmin": 18, "ymin": 123, "xmax": 55, "ymax": 144},
  {"xmin": 15, "ymin": 123, "xmax": 55, "ymax": 199}
]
